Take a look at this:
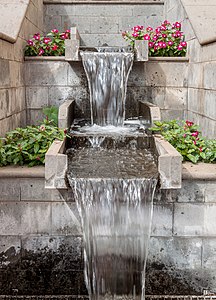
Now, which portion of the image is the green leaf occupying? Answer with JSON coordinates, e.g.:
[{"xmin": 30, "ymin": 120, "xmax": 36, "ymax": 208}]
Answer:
[{"xmin": 34, "ymin": 143, "xmax": 40, "ymax": 153}]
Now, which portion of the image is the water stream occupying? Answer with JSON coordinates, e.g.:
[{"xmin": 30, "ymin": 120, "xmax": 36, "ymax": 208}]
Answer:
[{"xmin": 67, "ymin": 50, "xmax": 158, "ymax": 300}]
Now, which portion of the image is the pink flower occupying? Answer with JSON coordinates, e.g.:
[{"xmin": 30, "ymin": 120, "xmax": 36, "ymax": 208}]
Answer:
[
  {"xmin": 65, "ymin": 29, "xmax": 70, "ymax": 33},
  {"xmin": 162, "ymin": 42, "xmax": 167, "ymax": 48},
  {"xmin": 60, "ymin": 33, "xmax": 67, "ymax": 39},
  {"xmin": 180, "ymin": 41, "xmax": 187, "ymax": 47},
  {"xmin": 132, "ymin": 32, "xmax": 139, "ymax": 38},
  {"xmin": 191, "ymin": 131, "xmax": 199, "ymax": 137},
  {"xmin": 162, "ymin": 33, "xmax": 167, "ymax": 38},
  {"xmin": 51, "ymin": 29, "xmax": 59, "ymax": 34},
  {"xmin": 143, "ymin": 34, "xmax": 150, "ymax": 40},
  {"xmin": 177, "ymin": 45, "xmax": 183, "ymax": 51},
  {"xmin": 38, "ymin": 48, "xmax": 44, "ymax": 56},
  {"xmin": 156, "ymin": 27, "xmax": 162, "ymax": 33},
  {"xmin": 174, "ymin": 22, "xmax": 181, "ymax": 29},
  {"xmin": 183, "ymin": 133, "xmax": 187, "ymax": 138},
  {"xmin": 186, "ymin": 120, "xmax": 194, "ymax": 127},
  {"xmin": 52, "ymin": 44, "xmax": 58, "ymax": 51},
  {"xmin": 122, "ymin": 31, "xmax": 127, "ymax": 38},
  {"xmin": 149, "ymin": 42, "xmax": 154, "ymax": 48},
  {"xmin": 163, "ymin": 20, "xmax": 170, "ymax": 25},
  {"xmin": 199, "ymin": 147, "xmax": 203, "ymax": 152},
  {"xmin": 36, "ymin": 156, "xmax": 41, "ymax": 161},
  {"xmin": 161, "ymin": 25, "xmax": 167, "ymax": 31},
  {"xmin": 33, "ymin": 33, "xmax": 40, "ymax": 40},
  {"xmin": 146, "ymin": 26, "xmax": 153, "ymax": 31},
  {"xmin": 168, "ymin": 40, "xmax": 174, "ymax": 46},
  {"xmin": 40, "ymin": 125, "xmax": 46, "ymax": 131},
  {"xmin": 133, "ymin": 25, "xmax": 143, "ymax": 32},
  {"xmin": 158, "ymin": 41, "xmax": 164, "ymax": 48},
  {"xmin": 27, "ymin": 39, "xmax": 34, "ymax": 46},
  {"xmin": 43, "ymin": 37, "xmax": 51, "ymax": 44},
  {"xmin": 153, "ymin": 35, "xmax": 158, "ymax": 41},
  {"xmin": 193, "ymin": 140, "xmax": 196, "ymax": 145}
]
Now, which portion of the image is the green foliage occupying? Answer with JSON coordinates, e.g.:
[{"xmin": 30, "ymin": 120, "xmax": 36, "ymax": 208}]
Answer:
[
  {"xmin": 0, "ymin": 121, "xmax": 65, "ymax": 167},
  {"xmin": 42, "ymin": 106, "xmax": 58, "ymax": 126},
  {"xmin": 150, "ymin": 120, "xmax": 216, "ymax": 164}
]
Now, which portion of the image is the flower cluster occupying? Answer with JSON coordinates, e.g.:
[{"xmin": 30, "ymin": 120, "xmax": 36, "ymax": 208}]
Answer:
[
  {"xmin": 122, "ymin": 20, "xmax": 187, "ymax": 57},
  {"xmin": 150, "ymin": 120, "xmax": 216, "ymax": 164},
  {"xmin": 24, "ymin": 29, "xmax": 70, "ymax": 56}
]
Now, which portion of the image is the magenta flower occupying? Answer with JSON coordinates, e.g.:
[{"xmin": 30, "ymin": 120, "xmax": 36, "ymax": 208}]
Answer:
[
  {"xmin": 146, "ymin": 26, "xmax": 153, "ymax": 31},
  {"xmin": 163, "ymin": 20, "xmax": 170, "ymax": 25},
  {"xmin": 153, "ymin": 35, "xmax": 158, "ymax": 41},
  {"xmin": 133, "ymin": 25, "xmax": 143, "ymax": 32},
  {"xmin": 52, "ymin": 44, "xmax": 58, "ymax": 51},
  {"xmin": 33, "ymin": 33, "xmax": 40, "ymax": 40},
  {"xmin": 149, "ymin": 42, "xmax": 154, "ymax": 48},
  {"xmin": 65, "ymin": 29, "xmax": 70, "ymax": 33},
  {"xmin": 162, "ymin": 42, "xmax": 167, "ymax": 48},
  {"xmin": 132, "ymin": 32, "xmax": 139, "ymax": 38},
  {"xmin": 193, "ymin": 140, "xmax": 197, "ymax": 145},
  {"xmin": 177, "ymin": 45, "xmax": 183, "ymax": 50},
  {"xmin": 180, "ymin": 41, "xmax": 187, "ymax": 47},
  {"xmin": 43, "ymin": 37, "xmax": 51, "ymax": 44},
  {"xmin": 60, "ymin": 33, "xmax": 67, "ymax": 39},
  {"xmin": 38, "ymin": 48, "xmax": 44, "ymax": 56},
  {"xmin": 174, "ymin": 22, "xmax": 181, "ymax": 29},
  {"xmin": 186, "ymin": 120, "xmax": 194, "ymax": 127},
  {"xmin": 27, "ymin": 39, "xmax": 34, "ymax": 46},
  {"xmin": 158, "ymin": 41, "xmax": 164, "ymax": 48},
  {"xmin": 168, "ymin": 40, "xmax": 174, "ymax": 46},
  {"xmin": 143, "ymin": 34, "xmax": 150, "ymax": 40},
  {"xmin": 183, "ymin": 133, "xmax": 187, "ymax": 138},
  {"xmin": 51, "ymin": 29, "xmax": 59, "ymax": 34},
  {"xmin": 191, "ymin": 131, "xmax": 199, "ymax": 137},
  {"xmin": 162, "ymin": 33, "xmax": 167, "ymax": 38}
]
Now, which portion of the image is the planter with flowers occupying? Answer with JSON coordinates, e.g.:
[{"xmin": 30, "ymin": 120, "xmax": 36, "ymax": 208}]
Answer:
[
  {"xmin": 25, "ymin": 28, "xmax": 70, "ymax": 57},
  {"xmin": 122, "ymin": 20, "xmax": 187, "ymax": 58}
]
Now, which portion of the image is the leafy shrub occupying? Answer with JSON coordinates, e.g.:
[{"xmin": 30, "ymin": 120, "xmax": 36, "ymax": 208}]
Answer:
[
  {"xmin": 25, "ymin": 29, "xmax": 70, "ymax": 56},
  {"xmin": 150, "ymin": 120, "xmax": 216, "ymax": 164},
  {"xmin": 122, "ymin": 20, "xmax": 187, "ymax": 57},
  {"xmin": 0, "ymin": 107, "xmax": 66, "ymax": 167}
]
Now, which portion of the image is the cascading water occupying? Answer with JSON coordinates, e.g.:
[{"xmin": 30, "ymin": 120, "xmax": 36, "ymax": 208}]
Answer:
[
  {"xmin": 80, "ymin": 50, "xmax": 134, "ymax": 126},
  {"xmin": 67, "ymin": 49, "xmax": 158, "ymax": 300}
]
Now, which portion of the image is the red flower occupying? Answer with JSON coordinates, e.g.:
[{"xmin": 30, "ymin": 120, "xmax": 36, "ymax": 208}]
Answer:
[
  {"xmin": 52, "ymin": 44, "xmax": 58, "ymax": 51},
  {"xmin": 191, "ymin": 131, "xmax": 199, "ymax": 137},
  {"xmin": 33, "ymin": 33, "xmax": 40, "ymax": 40},
  {"xmin": 39, "ymin": 48, "xmax": 44, "ymax": 56},
  {"xmin": 43, "ymin": 37, "xmax": 51, "ymax": 44},
  {"xmin": 51, "ymin": 29, "xmax": 59, "ymax": 34},
  {"xmin": 186, "ymin": 120, "xmax": 194, "ymax": 127},
  {"xmin": 27, "ymin": 39, "xmax": 34, "ymax": 46}
]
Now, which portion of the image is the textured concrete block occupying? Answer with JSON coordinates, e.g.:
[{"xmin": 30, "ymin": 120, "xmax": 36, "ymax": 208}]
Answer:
[
  {"xmin": 187, "ymin": 88, "xmax": 203, "ymax": 115},
  {"xmin": 73, "ymin": 5, "xmax": 133, "ymax": 17},
  {"xmin": 128, "ymin": 63, "xmax": 145, "ymax": 87},
  {"xmin": 160, "ymin": 109, "xmax": 185, "ymax": 121},
  {"xmin": 44, "ymin": 15, "xmax": 62, "ymax": 32},
  {"xmin": 65, "ymin": 39, "xmax": 80, "ymax": 61},
  {"xmin": 62, "ymin": 16, "xmax": 91, "ymax": 34},
  {"xmin": 134, "ymin": 40, "xmax": 148, "ymax": 62},
  {"xmin": 21, "ymin": 202, "xmax": 52, "ymax": 235},
  {"xmin": 58, "ymin": 99, "xmax": 75, "ymax": 129},
  {"xmin": 51, "ymin": 202, "xmax": 81, "ymax": 235},
  {"xmin": 46, "ymin": 4, "xmax": 75, "ymax": 15},
  {"xmin": 132, "ymin": 4, "xmax": 164, "ymax": 17},
  {"xmin": 164, "ymin": 87, "xmax": 187, "ymax": 110},
  {"xmin": 176, "ymin": 180, "xmax": 205, "ymax": 203},
  {"xmin": 144, "ymin": 62, "xmax": 188, "ymax": 87},
  {"xmin": 0, "ymin": 60, "xmax": 10, "ymax": 88},
  {"xmin": 203, "ymin": 239, "xmax": 216, "ymax": 270},
  {"xmin": 0, "ymin": 89, "xmax": 9, "ymax": 120},
  {"xmin": 0, "ymin": 179, "xmax": 20, "ymax": 201},
  {"xmin": 203, "ymin": 62, "xmax": 216, "ymax": 90},
  {"xmin": 80, "ymin": 33, "xmax": 128, "ymax": 47},
  {"xmin": 90, "ymin": 17, "xmax": 119, "ymax": 34},
  {"xmin": 0, "ymin": 203, "xmax": 21, "ymax": 235},
  {"xmin": 25, "ymin": 61, "xmax": 68, "ymax": 86},
  {"xmin": 203, "ymin": 89, "xmax": 216, "ymax": 120},
  {"xmin": 174, "ymin": 203, "xmax": 216, "ymax": 236},
  {"xmin": 205, "ymin": 183, "xmax": 216, "ymax": 203},
  {"xmin": 9, "ymin": 61, "xmax": 24, "ymax": 88},
  {"xmin": 26, "ymin": 87, "xmax": 49, "ymax": 109},
  {"xmin": 119, "ymin": 15, "xmax": 163, "ymax": 32},
  {"xmin": 151, "ymin": 204, "xmax": 173, "ymax": 236},
  {"xmin": 0, "ymin": 236, "xmax": 21, "ymax": 269},
  {"xmin": 188, "ymin": 63, "xmax": 203, "ymax": 89},
  {"xmin": 67, "ymin": 62, "xmax": 86, "ymax": 86}
]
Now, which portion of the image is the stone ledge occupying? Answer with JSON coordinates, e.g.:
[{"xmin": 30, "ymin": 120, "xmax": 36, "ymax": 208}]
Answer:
[
  {"xmin": 0, "ymin": 165, "xmax": 45, "ymax": 178},
  {"xmin": 24, "ymin": 56, "xmax": 66, "ymax": 61},
  {"xmin": 182, "ymin": 162, "xmax": 216, "ymax": 181},
  {"xmin": 149, "ymin": 57, "xmax": 189, "ymax": 62}
]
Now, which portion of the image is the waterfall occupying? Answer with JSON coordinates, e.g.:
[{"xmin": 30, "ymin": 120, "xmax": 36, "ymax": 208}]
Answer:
[
  {"xmin": 80, "ymin": 51, "xmax": 134, "ymax": 126},
  {"xmin": 67, "ymin": 50, "xmax": 158, "ymax": 300}
]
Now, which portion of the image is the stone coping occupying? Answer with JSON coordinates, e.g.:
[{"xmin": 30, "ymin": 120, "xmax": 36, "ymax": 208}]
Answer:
[
  {"xmin": 0, "ymin": 0, "xmax": 30, "ymax": 43},
  {"xmin": 24, "ymin": 56, "xmax": 189, "ymax": 62},
  {"xmin": 0, "ymin": 162, "xmax": 215, "ymax": 181},
  {"xmin": 44, "ymin": 0, "xmax": 164, "ymax": 4},
  {"xmin": 181, "ymin": 0, "xmax": 216, "ymax": 46}
]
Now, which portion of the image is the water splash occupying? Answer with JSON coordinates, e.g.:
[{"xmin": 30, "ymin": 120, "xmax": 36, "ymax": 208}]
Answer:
[{"xmin": 80, "ymin": 51, "xmax": 134, "ymax": 126}]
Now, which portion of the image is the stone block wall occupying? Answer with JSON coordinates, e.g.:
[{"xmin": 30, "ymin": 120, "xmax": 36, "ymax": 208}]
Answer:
[
  {"xmin": 0, "ymin": 166, "xmax": 216, "ymax": 295},
  {"xmin": 43, "ymin": 2, "xmax": 164, "ymax": 47},
  {"xmin": 25, "ymin": 58, "xmax": 189, "ymax": 124},
  {"xmin": 165, "ymin": 0, "xmax": 216, "ymax": 138},
  {"xmin": 0, "ymin": 0, "xmax": 44, "ymax": 137}
]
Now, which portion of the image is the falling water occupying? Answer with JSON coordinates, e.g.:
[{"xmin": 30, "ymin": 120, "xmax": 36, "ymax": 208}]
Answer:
[
  {"xmin": 67, "ymin": 50, "xmax": 158, "ymax": 300},
  {"xmin": 80, "ymin": 51, "xmax": 134, "ymax": 126}
]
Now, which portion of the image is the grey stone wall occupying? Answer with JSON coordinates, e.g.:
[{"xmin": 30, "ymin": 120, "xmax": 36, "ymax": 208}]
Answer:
[
  {"xmin": 0, "ymin": 166, "xmax": 216, "ymax": 295},
  {"xmin": 25, "ymin": 58, "xmax": 188, "ymax": 124},
  {"xmin": 44, "ymin": 2, "xmax": 164, "ymax": 47},
  {"xmin": 0, "ymin": 0, "xmax": 44, "ymax": 137},
  {"xmin": 165, "ymin": 0, "xmax": 216, "ymax": 138}
]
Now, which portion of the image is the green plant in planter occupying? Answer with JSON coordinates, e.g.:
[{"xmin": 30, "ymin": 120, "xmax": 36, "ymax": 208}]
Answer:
[
  {"xmin": 25, "ymin": 29, "xmax": 70, "ymax": 56},
  {"xmin": 150, "ymin": 120, "xmax": 216, "ymax": 164},
  {"xmin": 0, "ymin": 106, "xmax": 66, "ymax": 167},
  {"xmin": 122, "ymin": 20, "xmax": 187, "ymax": 57}
]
